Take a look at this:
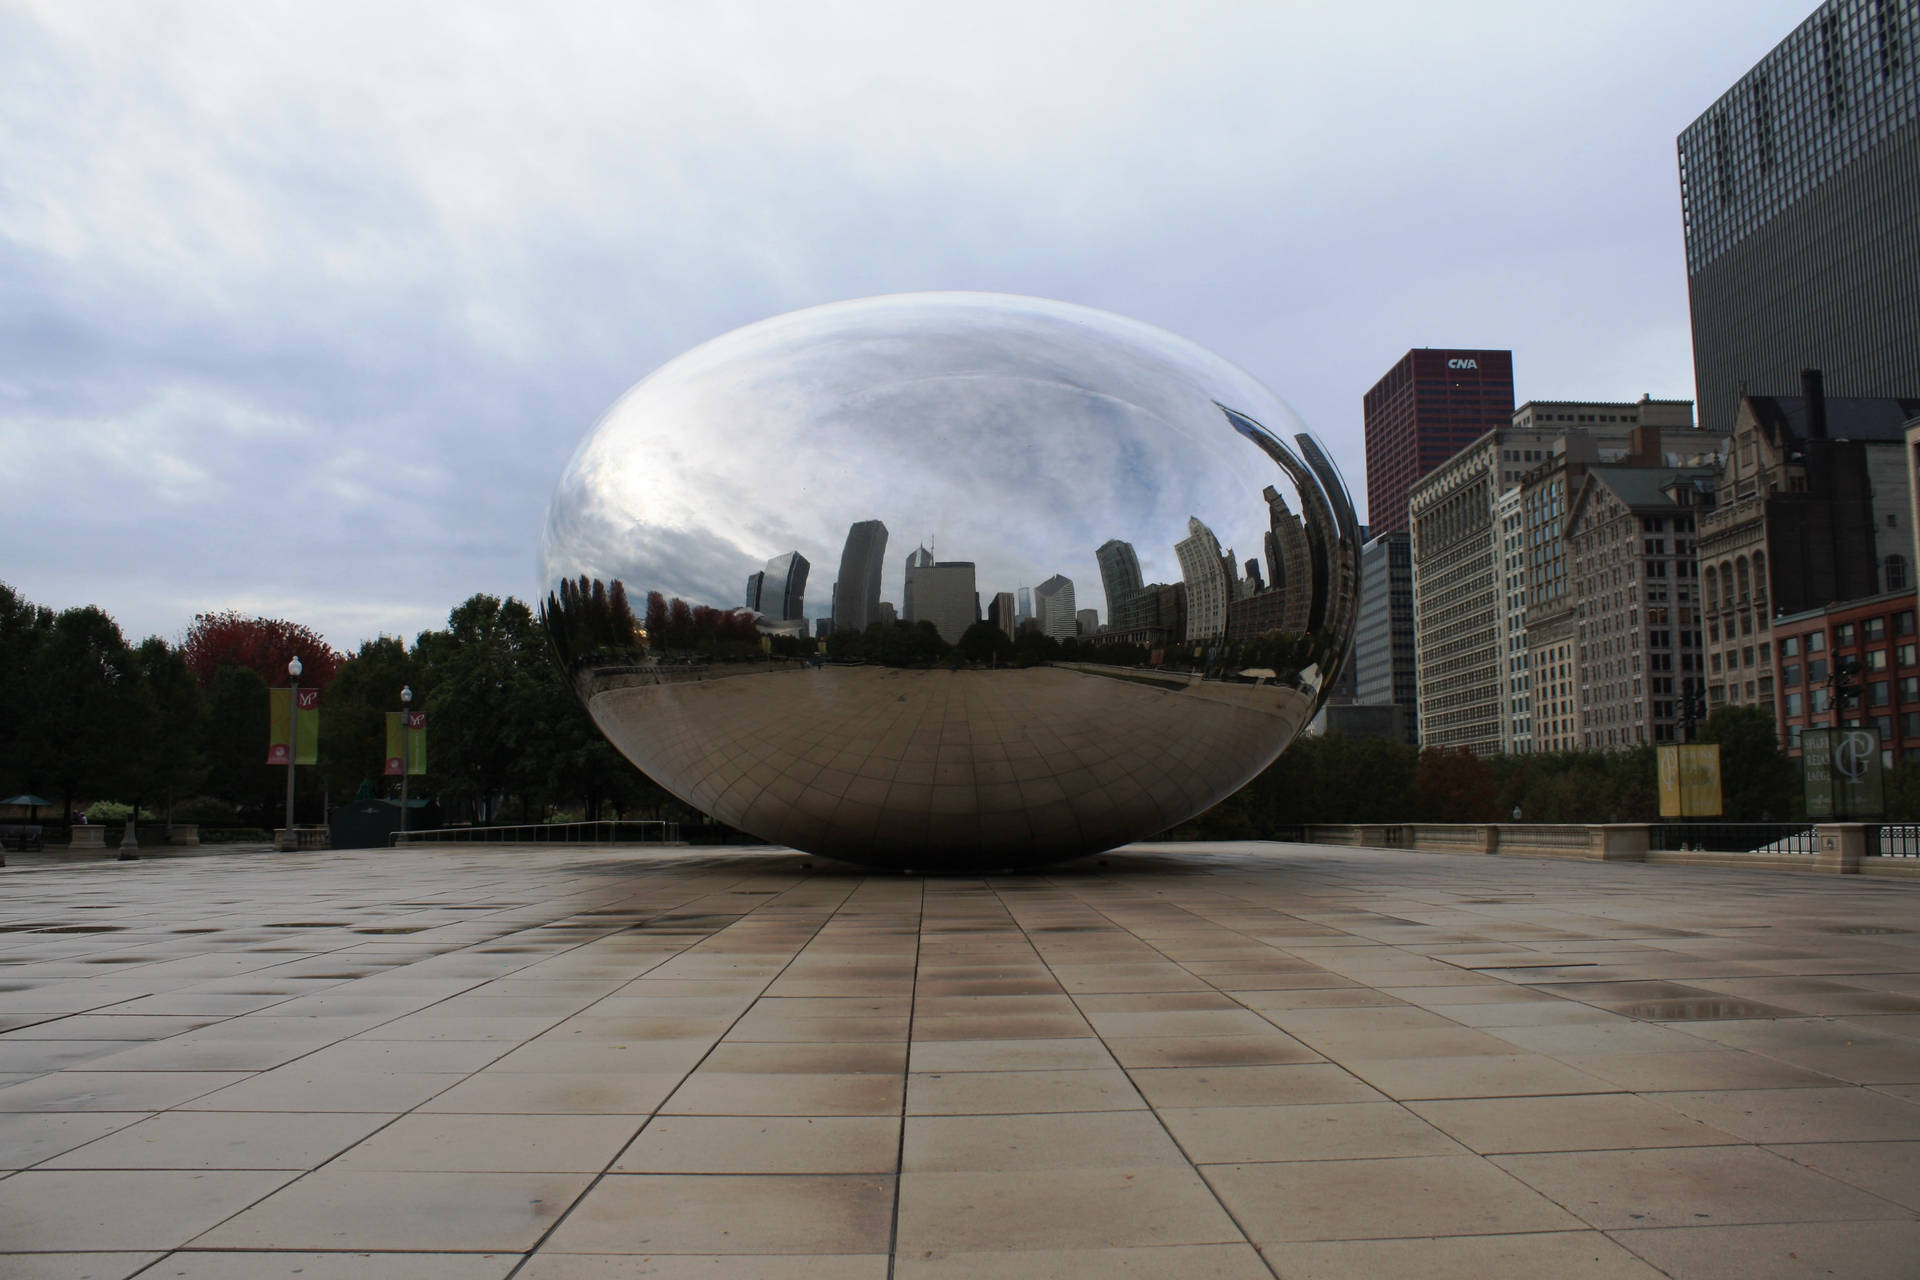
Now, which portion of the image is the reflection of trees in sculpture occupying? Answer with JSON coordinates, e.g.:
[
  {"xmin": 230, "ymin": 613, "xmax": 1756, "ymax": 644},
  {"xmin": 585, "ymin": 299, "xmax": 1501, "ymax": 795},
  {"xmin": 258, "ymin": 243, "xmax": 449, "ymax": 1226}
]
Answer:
[
  {"xmin": 542, "ymin": 575, "xmax": 642, "ymax": 673},
  {"xmin": 545, "ymin": 580, "xmax": 767, "ymax": 671}
]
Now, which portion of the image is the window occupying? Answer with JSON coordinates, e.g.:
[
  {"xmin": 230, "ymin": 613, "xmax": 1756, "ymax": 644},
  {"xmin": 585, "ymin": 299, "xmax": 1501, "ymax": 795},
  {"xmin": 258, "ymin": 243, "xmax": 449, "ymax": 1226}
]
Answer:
[
  {"xmin": 1808, "ymin": 632, "xmax": 1827, "ymax": 652},
  {"xmin": 1905, "ymin": 712, "xmax": 1920, "ymax": 739},
  {"xmin": 1872, "ymin": 681, "xmax": 1892, "ymax": 707},
  {"xmin": 1837, "ymin": 624, "xmax": 1857, "ymax": 646},
  {"xmin": 1786, "ymin": 691, "xmax": 1804, "ymax": 717},
  {"xmin": 1867, "ymin": 617, "xmax": 1888, "ymax": 642},
  {"xmin": 1783, "ymin": 636, "xmax": 1800, "ymax": 657},
  {"xmin": 1900, "ymin": 612, "xmax": 1916, "ymax": 637},
  {"xmin": 1811, "ymin": 658, "xmax": 1830, "ymax": 683},
  {"xmin": 1901, "ymin": 644, "xmax": 1917, "ymax": 668},
  {"xmin": 1785, "ymin": 663, "xmax": 1801, "ymax": 686}
]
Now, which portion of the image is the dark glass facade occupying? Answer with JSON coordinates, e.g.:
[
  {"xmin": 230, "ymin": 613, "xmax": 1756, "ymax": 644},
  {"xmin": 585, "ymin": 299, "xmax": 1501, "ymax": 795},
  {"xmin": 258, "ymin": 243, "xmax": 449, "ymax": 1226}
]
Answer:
[
  {"xmin": 1679, "ymin": 0, "xmax": 1920, "ymax": 433},
  {"xmin": 1362, "ymin": 349, "xmax": 1515, "ymax": 535}
]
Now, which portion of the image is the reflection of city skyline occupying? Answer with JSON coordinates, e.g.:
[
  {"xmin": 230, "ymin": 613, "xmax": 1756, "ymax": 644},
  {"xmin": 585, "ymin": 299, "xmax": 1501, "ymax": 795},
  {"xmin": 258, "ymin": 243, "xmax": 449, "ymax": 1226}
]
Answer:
[{"xmin": 730, "ymin": 482, "xmax": 1330, "ymax": 653}]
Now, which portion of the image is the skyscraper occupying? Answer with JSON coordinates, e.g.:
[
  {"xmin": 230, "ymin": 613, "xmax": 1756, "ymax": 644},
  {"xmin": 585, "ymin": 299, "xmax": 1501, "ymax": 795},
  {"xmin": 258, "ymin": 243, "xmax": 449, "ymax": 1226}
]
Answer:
[
  {"xmin": 1095, "ymin": 539, "xmax": 1143, "ymax": 624},
  {"xmin": 1033, "ymin": 574, "xmax": 1077, "ymax": 641},
  {"xmin": 1362, "ymin": 349, "xmax": 1516, "ymax": 535},
  {"xmin": 1017, "ymin": 586, "xmax": 1033, "ymax": 624},
  {"xmin": 760, "ymin": 551, "xmax": 809, "ymax": 623},
  {"xmin": 987, "ymin": 591, "xmax": 1017, "ymax": 639},
  {"xmin": 902, "ymin": 544, "xmax": 935, "ymax": 622},
  {"xmin": 909, "ymin": 561, "xmax": 978, "ymax": 645},
  {"xmin": 831, "ymin": 520, "xmax": 888, "ymax": 634},
  {"xmin": 744, "ymin": 570, "xmax": 765, "ymax": 613},
  {"xmin": 1678, "ymin": 0, "xmax": 1920, "ymax": 433},
  {"xmin": 1175, "ymin": 516, "xmax": 1232, "ymax": 643}
]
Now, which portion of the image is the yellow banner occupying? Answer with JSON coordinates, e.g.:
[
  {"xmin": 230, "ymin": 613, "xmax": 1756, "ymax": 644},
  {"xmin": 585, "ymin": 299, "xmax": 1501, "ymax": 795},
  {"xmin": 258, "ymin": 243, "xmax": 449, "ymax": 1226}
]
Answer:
[
  {"xmin": 404, "ymin": 710, "xmax": 427, "ymax": 776},
  {"xmin": 1658, "ymin": 743, "xmax": 1722, "ymax": 817},
  {"xmin": 385, "ymin": 712, "xmax": 405, "ymax": 777},
  {"xmin": 268, "ymin": 688, "xmax": 319, "ymax": 766}
]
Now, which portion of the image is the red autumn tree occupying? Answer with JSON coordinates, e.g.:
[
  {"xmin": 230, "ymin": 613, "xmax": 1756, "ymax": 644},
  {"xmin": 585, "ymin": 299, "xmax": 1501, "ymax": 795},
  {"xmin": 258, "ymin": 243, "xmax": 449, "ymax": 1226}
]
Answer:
[{"xmin": 181, "ymin": 611, "xmax": 343, "ymax": 690}]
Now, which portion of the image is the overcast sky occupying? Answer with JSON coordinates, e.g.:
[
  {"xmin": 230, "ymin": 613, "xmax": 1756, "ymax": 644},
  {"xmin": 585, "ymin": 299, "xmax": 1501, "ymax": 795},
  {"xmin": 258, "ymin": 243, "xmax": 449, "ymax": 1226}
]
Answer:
[{"xmin": 0, "ymin": 0, "xmax": 1813, "ymax": 651}]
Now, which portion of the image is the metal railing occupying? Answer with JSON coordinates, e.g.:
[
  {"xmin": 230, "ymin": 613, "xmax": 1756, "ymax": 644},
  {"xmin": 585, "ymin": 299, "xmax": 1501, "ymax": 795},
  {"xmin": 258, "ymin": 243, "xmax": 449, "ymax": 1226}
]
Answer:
[
  {"xmin": 1869, "ymin": 824, "xmax": 1920, "ymax": 857},
  {"xmin": 393, "ymin": 819, "xmax": 681, "ymax": 846},
  {"xmin": 1650, "ymin": 822, "xmax": 1817, "ymax": 855}
]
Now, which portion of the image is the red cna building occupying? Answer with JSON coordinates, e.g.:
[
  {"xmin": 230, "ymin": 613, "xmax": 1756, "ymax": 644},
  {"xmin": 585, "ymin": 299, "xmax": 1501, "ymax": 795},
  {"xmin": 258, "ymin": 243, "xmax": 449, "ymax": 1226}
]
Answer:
[
  {"xmin": 1773, "ymin": 590, "xmax": 1920, "ymax": 767},
  {"xmin": 1363, "ymin": 349, "xmax": 1515, "ymax": 535}
]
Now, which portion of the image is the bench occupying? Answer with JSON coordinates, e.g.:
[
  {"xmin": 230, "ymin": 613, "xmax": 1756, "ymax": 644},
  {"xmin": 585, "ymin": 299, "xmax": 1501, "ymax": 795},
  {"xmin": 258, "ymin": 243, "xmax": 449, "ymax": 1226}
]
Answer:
[{"xmin": 0, "ymin": 824, "xmax": 45, "ymax": 852}]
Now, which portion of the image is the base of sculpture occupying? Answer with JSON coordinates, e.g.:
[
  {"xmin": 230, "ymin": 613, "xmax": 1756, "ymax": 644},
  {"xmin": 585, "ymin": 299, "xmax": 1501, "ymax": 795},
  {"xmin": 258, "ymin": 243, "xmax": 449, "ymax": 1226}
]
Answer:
[{"xmin": 585, "ymin": 661, "xmax": 1311, "ymax": 871}]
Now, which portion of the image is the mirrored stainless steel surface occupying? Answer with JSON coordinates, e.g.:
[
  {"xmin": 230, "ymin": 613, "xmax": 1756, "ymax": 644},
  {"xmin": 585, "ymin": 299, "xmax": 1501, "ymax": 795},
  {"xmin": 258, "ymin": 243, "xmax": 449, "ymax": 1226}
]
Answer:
[{"xmin": 539, "ymin": 292, "xmax": 1359, "ymax": 870}]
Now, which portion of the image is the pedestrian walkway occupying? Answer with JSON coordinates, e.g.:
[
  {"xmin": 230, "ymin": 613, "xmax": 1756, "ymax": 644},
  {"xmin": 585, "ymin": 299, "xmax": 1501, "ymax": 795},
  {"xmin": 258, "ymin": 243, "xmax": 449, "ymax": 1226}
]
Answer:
[{"xmin": 1, "ymin": 841, "xmax": 1917, "ymax": 1277}]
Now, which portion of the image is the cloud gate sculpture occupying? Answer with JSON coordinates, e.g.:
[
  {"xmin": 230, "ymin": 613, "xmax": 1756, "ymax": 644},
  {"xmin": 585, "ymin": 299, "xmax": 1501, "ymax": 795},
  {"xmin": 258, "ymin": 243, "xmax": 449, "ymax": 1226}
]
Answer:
[{"xmin": 540, "ymin": 293, "xmax": 1359, "ymax": 870}]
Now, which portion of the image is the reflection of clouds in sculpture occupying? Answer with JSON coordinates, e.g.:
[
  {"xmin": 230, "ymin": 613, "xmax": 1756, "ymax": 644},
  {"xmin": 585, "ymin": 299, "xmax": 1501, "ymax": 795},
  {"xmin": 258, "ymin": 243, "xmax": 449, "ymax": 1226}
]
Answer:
[
  {"xmin": 539, "ymin": 293, "xmax": 1295, "ymax": 611},
  {"xmin": 540, "ymin": 292, "xmax": 1358, "ymax": 870}
]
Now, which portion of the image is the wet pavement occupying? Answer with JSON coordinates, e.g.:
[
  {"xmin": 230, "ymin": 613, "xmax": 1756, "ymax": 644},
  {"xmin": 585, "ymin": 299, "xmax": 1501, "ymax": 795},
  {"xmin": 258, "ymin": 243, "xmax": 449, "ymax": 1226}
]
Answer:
[{"xmin": 1, "ymin": 840, "xmax": 1917, "ymax": 1278}]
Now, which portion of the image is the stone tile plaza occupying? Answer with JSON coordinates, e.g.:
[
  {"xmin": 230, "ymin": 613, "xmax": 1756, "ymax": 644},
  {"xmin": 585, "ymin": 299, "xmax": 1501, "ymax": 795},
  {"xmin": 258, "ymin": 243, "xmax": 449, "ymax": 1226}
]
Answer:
[{"xmin": 3, "ymin": 840, "xmax": 1918, "ymax": 1277}]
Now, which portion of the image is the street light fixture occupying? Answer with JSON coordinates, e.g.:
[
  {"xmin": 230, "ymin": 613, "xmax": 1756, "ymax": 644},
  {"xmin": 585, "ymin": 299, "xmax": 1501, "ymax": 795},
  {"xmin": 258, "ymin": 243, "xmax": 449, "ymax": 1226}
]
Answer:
[
  {"xmin": 399, "ymin": 685, "xmax": 413, "ymax": 837},
  {"xmin": 281, "ymin": 655, "xmax": 302, "ymax": 851}
]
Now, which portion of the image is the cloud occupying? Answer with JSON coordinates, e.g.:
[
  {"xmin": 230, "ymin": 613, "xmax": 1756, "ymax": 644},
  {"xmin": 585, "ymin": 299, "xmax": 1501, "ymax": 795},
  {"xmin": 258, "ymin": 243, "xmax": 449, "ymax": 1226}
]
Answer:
[{"xmin": 0, "ymin": 0, "xmax": 1814, "ymax": 645}]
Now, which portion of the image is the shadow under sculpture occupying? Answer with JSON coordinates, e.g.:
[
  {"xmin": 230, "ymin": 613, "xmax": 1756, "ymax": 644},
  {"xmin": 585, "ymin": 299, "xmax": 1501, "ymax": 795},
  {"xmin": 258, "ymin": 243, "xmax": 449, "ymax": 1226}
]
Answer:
[{"xmin": 539, "ymin": 292, "xmax": 1360, "ymax": 870}]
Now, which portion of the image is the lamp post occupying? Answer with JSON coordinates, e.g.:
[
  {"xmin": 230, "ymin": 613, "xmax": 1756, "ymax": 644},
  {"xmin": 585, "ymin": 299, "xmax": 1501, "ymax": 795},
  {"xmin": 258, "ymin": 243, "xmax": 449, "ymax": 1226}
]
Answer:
[
  {"xmin": 399, "ymin": 685, "xmax": 413, "ymax": 836},
  {"xmin": 281, "ymin": 655, "xmax": 302, "ymax": 851}
]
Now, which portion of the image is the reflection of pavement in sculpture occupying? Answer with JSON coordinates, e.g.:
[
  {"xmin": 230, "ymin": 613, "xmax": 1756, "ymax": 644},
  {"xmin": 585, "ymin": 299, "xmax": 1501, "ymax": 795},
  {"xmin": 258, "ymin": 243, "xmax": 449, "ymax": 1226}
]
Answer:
[{"xmin": 586, "ymin": 664, "xmax": 1310, "ymax": 870}]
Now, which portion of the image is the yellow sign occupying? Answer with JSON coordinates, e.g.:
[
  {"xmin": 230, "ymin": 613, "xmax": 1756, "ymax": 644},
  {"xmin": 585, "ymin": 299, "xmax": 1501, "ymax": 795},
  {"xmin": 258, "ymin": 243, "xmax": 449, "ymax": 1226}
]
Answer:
[{"xmin": 1657, "ymin": 743, "xmax": 1723, "ymax": 817}]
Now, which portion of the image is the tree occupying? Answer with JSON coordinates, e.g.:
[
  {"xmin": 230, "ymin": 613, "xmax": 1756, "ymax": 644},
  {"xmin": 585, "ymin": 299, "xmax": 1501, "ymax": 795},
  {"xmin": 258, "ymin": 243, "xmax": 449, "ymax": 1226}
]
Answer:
[
  {"xmin": 413, "ymin": 594, "xmax": 549, "ymax": 823},
  {"xmin": 200, "ymin": 664, "xmax": 284, "ymax": 823},
  {"xmin": 957, "ymin": 620, "xmax": 1013, "ymax": 666},
  {"xmin": 1412, "ymin": 746, "xmax": 1500, "ymax": 822},
  {"xmin": 133, "ymin": 637, "xmax": 209, "ymax": 824},
  {"xmin": 38, "ymin": 607, "xmax": 147, "ymax": 823},
  {"xmin": 1701, "ymin": 704, "xmax": 1796, "ymax": 821},
  {"xmin": 0, "ymin": 583, "xmax": 55, "ymax": 799},
  {"xmin": 317, "ymin": 636, "xmax": 420, "ymax": 803},
  {"xmin": 182, "ymin": 611, "xmax": 343, "ymax": 690}
]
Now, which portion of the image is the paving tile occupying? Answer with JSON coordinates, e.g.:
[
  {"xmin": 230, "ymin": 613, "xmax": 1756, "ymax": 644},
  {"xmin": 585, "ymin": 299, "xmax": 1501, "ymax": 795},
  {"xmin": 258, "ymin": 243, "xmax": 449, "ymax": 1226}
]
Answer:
[
  {"xmin": 417, "ymin": 1070, "xmax": 680, "ymax": 1114},
  {"xmin": 1160, "ymin": 1101, "xmax": 1467, "ymax": 1163},
  {"xmin": 0, "ymin": 1111, "xmax": 148, "ymax": 1170},
  {"xmin": 908, "ymin": 1068, "xmax": 1144, "ymax": 1114},
  {"xmin": 701, "ymin": 1040, "xmax": 906, "ymax": 1074},
  {"xmin": 4, "ymin": 837, "xmax": 1920, "ymax": 1277},
  {"xmin": 1203, "ymin": 1154, "xmax": 1584, "ymax": 1242},
  {"xmin": 333, "ymin": 1112, "xmax": 643, "ymax": 1171},
  {"xmin": 1257, "ymin": 1232, "xmax": 1665, "ymax": 1279},
  {"xmin": 0, "ymin": 1169, "xmax": 299, "ymax": 1251},
  {"xmin": 1407, "ymin": 1093, "xmax": 1743, "ymax": 1153},
  {"xmin": 519, "ymin": 1257, "xmax": 887, "ymax": 1280},
  {"xmin": 0, "ymin": 1071, "xmax": 247, "ymax": 1112},
  {"xmin": 1341, "ymin": 1053, "xmax": 1621, "ymax": 1100},
  {"xmin": 175, "ymin": 1069, "xmax": 459, "ymax": 1112},
  {"xmin": 1493, "ymin": 1145, "xmax": 1900, "ymax": 1229},
  {"xmin": 1607, "ymin": 1220, "xmax": 1920, "ymax": 1280},
  {"xmin": 892, "ymin": 1244, "xmax": 1272, "ymax": 1278},
  {"xmin": 1128, "ymin": 1064, "xmax": 1383, "ymax": 1108},
  {"xmin": 0, "ymin": 1253, "xmax": 163, "ymax": 1279},
  {"xmin": 1765, "ymin": 1139, "xmax": 1920, "ymax": 1210},
  {"xmin": 545, "ymin": 1173, "xmax": 895, "ymax": 1253},
  {"xmin": 895, "ymin": 1169, "xmax": 1241, "ymax": 1250},
  {"xmin": 909, "ymin": 1037, "xmax": 1116, "ymax": 1072},
  {"xmin": 665, "ymin": 1071, "xmax": 903, "ymax": 1116},
  {"xmin": 42, "ymin": 1109, "xmax": 391, "ymax": 1169},
  {"xmin": 615, "ymin": 1115, "xmax": 899, "ymax": 1172},
  {"xmin": 904, "ymin": 1111, "xmax": 1187, "ymax": 1170},
  {"xmin": 1656, "ymin": 1085, "xmax": 1920, "ymax": 1143},
  {"xmin": 193, "ymin": 1168, "xmax": 594, "ymax": 1250}
]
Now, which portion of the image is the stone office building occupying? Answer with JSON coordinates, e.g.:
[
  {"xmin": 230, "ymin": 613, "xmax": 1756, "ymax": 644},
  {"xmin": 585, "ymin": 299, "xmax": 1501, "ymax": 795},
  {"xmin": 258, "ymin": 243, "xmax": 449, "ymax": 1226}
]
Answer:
[{"xmin": 1697, "ymin": 379, "xmax": 1920, "ymax": 717}]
